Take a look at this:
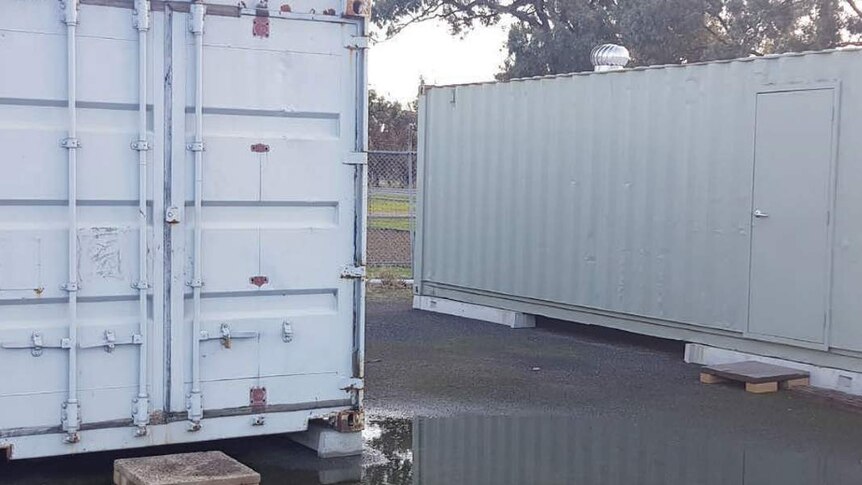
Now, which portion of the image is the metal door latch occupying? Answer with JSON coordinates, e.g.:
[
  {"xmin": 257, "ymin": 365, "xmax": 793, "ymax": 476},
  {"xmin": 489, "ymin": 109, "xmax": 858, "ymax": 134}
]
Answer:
[
  {"xmin": 199, "ymin": 323, "xmax": 258, "ymax": 349},
  {"xmin": 79, "ymin": 331, "xmax": 143, "ymax": 353},
  {"xmin": 282, "ymin": 321, "xmax": 293, "ymax": 342},
  {"xmin": 753, "ymin": 209, "xmax": 770, "ymax": 218},
  {"xmin": 1, "ymin": 331, "xmax": 71, "ymax": 357}
]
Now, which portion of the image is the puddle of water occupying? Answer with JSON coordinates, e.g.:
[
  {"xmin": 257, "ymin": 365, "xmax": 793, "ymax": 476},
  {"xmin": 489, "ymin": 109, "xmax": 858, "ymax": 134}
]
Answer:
[{"xmin": 2, "ymin": 415, "xmax": 861, "ymax": 484}]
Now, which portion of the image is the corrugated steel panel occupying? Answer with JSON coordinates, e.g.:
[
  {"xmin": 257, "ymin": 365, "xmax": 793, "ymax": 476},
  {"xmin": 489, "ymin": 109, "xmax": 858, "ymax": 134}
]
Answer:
[
  {"xmin": 0, "ymin": 0, "xmax": 366, "ymax": 459},
  {"xmin": 416, "ymin": 48, "xmax": 862, "ymax": 362}
]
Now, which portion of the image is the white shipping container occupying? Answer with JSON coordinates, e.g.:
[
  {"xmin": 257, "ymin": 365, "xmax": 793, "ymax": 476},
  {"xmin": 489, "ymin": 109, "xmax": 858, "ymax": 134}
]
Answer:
[
  {"xmin": 415, "ymin": 48, "xmax": 862, "ymax": 381},
  {"xmin": 0, "ymin": 0, "xmax": 368, "ymax": 459}
]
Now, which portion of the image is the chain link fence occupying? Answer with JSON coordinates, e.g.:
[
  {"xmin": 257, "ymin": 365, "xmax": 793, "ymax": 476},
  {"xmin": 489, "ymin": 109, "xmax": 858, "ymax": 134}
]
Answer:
[{"xmin": 367, "ymin": 150, "xmax": 416, "ymax": 279}]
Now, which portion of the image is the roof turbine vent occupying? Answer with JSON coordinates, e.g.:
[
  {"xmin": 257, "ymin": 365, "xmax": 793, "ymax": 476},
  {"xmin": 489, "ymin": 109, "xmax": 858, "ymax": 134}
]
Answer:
[{"xmin": 591, "ymin": 44, "xmax": 630, "ymax": 72}]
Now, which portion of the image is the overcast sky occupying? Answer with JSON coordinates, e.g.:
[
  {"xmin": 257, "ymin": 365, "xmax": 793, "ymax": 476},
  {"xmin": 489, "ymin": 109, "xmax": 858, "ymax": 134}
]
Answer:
[{"xmin": 369, "ymin": 20, "xmax": 509, "ymax": 104}]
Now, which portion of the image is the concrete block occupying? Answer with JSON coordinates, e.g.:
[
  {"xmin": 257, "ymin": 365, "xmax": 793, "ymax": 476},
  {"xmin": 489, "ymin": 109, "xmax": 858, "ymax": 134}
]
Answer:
[
  {"xmin": 289, "ymin": 422, "xmax": 363, "ymax": 459},
  {"xmin": 113, "ymin": 451, "xmax": 259, "ymax": 485},
  {"xmin": 413, "ymin": 295, "xmax": 536, "ymax": 329}
]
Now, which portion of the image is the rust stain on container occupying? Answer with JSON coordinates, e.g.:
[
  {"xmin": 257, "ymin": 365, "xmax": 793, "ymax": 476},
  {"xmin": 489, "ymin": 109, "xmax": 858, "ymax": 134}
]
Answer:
[
  {"xmin": 249, "ymin": 275, "xmax": 269, "ymax": 287},
  {"xmin": 250, "ymin": 387, "xmax": 267, "ymax": 413}
]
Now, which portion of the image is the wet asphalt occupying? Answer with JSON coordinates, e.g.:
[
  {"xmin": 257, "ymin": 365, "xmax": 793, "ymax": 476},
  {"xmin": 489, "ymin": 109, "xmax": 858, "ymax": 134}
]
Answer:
[
  {"xmin": 364, "ymin": 288, "xmax": 862, "ymax": 449},
  {"xmin": 4, "ymin": 287, "xmax": 862, "ymax": 483}
]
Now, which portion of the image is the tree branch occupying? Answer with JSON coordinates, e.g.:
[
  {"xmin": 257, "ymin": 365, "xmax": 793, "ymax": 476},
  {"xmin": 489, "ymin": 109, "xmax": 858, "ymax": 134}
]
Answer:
[{"xmin": 846, "ymin": 0, "xmax": 862, "ymax": 18}]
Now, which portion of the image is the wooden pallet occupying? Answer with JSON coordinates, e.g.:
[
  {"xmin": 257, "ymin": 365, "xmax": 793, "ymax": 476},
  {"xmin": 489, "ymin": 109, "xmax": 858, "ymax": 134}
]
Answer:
[
  {"xmin": 699, "ymin": 361, "xmax": 810, "ymax": 394},
  {"xmin": 114, "ymin": 451, "xmax": 260, "ymax": 485}
]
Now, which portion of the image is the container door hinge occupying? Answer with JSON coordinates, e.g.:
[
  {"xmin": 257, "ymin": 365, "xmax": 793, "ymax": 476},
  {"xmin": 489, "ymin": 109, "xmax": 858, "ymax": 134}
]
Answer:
[
  {"xmin": 130, "ymin": 140, "xmax": 150, "ymax": 151},
  {"xmin": 344, "ymin": 35, "xmax": 369, "ymax": 50},
  {"xmin": 342, "ymin": 152, "xmax": 367, "ymax": 165},
  {"xmin": 186, "ymin": 392, "xmax": 203, "ymax": 431},
  {"xmin": 60, "ymin": 137, "xmax": 80, "ymax": 149},
  {"xmin": 132, "ymin": 396, "xmax": 150, "ymax": 436},
  {"xmin": 61, "ymin": 400, "xmax": 81, "ymax": 443},
  {"xmin": 340, "ymin": 377, "xmax": 364, "ymax": 392},
  {"xmin": 341, "ymin": 265, "xmax": 366, "ymax": 280},
  {"xmin": 165, "ymin": 206, "xmax": 181, "ymax": 223}
]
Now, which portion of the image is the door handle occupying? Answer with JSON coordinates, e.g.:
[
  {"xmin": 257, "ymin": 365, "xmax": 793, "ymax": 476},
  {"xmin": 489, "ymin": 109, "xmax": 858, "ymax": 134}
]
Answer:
[{"xmin": 753, "ymin": 209, "xmax": 769, "ymax": 219}]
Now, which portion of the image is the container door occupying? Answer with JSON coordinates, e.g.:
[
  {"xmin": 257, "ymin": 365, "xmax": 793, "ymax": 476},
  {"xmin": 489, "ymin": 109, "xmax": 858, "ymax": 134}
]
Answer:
[
  {"xmin": 0, "ymin": 2, "xmax": 165, "ymax": 438},
  {"xmin": 169, "ymin": 10, "xmax": 360, "ymax": 422},
  {"xmin": 748, "ymin": 88, "xmax": 836, "ymax": 345}
]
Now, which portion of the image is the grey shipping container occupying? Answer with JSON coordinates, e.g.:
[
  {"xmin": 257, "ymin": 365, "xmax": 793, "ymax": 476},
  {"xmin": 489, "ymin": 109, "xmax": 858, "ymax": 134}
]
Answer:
[{"xmin": 414, "ymin": 48, "xmax": 862, "ymax": 386}]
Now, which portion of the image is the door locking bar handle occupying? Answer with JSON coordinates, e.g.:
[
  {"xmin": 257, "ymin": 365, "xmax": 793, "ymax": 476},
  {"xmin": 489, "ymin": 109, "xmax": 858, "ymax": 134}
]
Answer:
[
  {"xmin": 1, "ymin": 331, "xmax": 72, "ymax": 357},
  {"xmin": 78, "ymin": 331, "xmax": 143, "ymax": 353},
  {"xmin": 753, "ymin": 209, "xmax": 770, "ymax": 218},
  {"xmin": 199, "ymin": 323, "xmax": 259, "ymax": 349}
]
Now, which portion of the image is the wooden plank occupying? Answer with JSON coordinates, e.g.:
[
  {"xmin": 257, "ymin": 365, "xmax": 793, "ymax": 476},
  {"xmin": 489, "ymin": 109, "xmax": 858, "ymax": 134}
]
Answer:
[
  {"xmin": 746, "ymin": 381, "xmax": 779, "ymax": 394},
  {"xmin": 782, "ymin": 377, "xmax": 811, "ymax": 389},
  {"xmin": 699, "ymin": 373, "xmax": 725, "ymax": 384},
  {"xmin": 701, "ymin": 361, "xmax": 809, "ymax": 384}
]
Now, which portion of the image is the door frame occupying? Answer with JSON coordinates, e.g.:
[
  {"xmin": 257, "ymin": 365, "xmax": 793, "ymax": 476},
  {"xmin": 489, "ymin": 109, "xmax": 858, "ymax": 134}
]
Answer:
[{"xmin": 744, "ymin": 81, "xmax": 841, "ymax": 351}]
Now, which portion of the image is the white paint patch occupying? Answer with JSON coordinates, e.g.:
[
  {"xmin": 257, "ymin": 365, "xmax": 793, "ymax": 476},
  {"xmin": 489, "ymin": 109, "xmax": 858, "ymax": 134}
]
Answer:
[
  {"xmin": 77, "ymin": 226, "xmax": 134, "ymax": 290},
  {"xmin": 84, "ymin": 227, "xmax": 123, "ymax": 279}
]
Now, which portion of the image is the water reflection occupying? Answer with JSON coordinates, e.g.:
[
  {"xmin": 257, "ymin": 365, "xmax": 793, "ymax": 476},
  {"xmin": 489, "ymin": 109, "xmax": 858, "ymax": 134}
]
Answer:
[
  {"xmin": 407, "ymin": 415, "xmax": 862, "ymax": 484},
  {"xmin": 1, "ymin": 415, "xmax": 860, "ymax": 484}
]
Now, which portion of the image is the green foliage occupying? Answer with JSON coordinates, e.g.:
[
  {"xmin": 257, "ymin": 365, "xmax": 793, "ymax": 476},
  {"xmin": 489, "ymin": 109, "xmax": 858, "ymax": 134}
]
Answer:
[
  {"xmin": 369, "ymin": 89, "xmax": 418, "ymax": 151},
  {"xmin": 373, "ymin": 0, "xmax": 860, "ymax": 79}
]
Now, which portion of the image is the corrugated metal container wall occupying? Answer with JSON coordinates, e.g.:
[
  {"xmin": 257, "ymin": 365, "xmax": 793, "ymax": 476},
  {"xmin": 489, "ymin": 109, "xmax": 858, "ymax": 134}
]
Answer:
[
  {"xmin": 0, "ymin": 0, "xmax": 367, "ymax": 459},
  {"xmin": 415, "ymin": 49, "xmax": 862, "ymax": 372}
]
